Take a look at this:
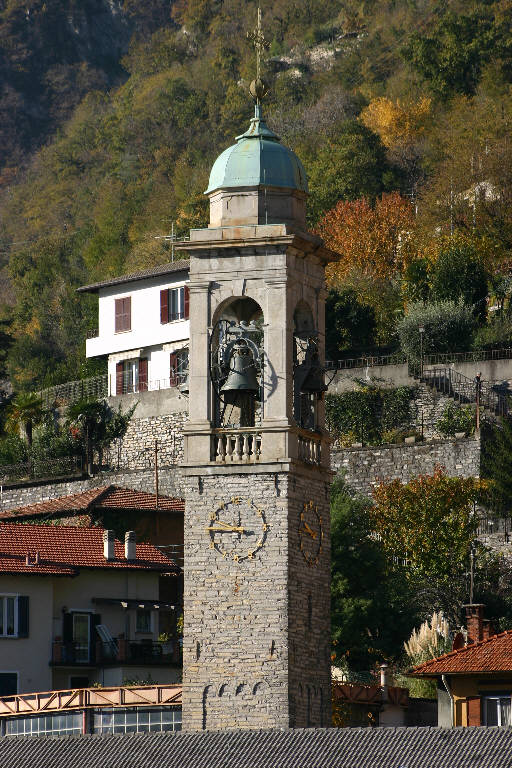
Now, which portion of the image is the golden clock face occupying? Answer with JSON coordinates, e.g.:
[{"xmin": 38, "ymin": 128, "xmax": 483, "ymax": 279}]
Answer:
[
  {"xmin": 299, "ymin": 499, "xmax": 323, "ymax": 567},
  {"xmin": 206, "ymin": 496, "xmax": 269, "ymax": 563}
]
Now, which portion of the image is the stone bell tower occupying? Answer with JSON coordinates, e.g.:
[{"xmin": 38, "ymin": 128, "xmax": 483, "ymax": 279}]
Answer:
[{"xmin": 179, "ymin": 45, "xmax": 338, "ymax": 729}]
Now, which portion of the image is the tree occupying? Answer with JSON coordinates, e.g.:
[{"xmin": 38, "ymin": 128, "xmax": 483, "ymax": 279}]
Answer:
[
  {"xmin": 401, "ymin": 8, "xmax": 508, "ymax": 98},
  {"xmin": 318, "ymin": 192, "xmax": 416, "ymax": 283},
  {"xmin": 325, "ymin": 288, "xmax": 376, "ymax": 359},
  {"xmin": 430, "ymin": 236, "xmax": 488, "ymax": 320},
  {"xmin": 330, "ymin": 478, "xmax": 419, "ymax": 672},
  {"xmin": 370, "ymin": 468, "xmax": 482, "ymax": 580},
  {"xmin": 306, "ymin": 121, "xmax": 394, "ymax": 225},
  {"xmin": 481, "ymin": 417, "xmax": 512, "ymax": 514},
  {"xmin": 67, "ymin": 398, "xmax": 135, "ymax": 474},
  {"xmin": 397, "ymin": 300, "xmax": 476, "ymax": 362},
  {"xmin": 5, "ymin": 392, "xmax": 44, "ymax": 447}
]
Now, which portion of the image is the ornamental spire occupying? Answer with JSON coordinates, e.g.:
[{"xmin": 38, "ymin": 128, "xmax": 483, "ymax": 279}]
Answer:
[{"xmin": 247, "ymin": 4, "xmax": 270, "ymax": 112}]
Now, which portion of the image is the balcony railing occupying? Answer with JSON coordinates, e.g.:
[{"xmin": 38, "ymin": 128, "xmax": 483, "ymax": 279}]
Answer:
[
  {"xmin": 52, "ymin": 639, "xmax": 182, "ymax": 666},
  {"xmin": 212, "ymin": 429, "xmax": 262, "ymax": 463},
  {"xmin": 113, "ymin": 373, "xmax": 188, "ymax": 396},
  {"xmin": 297, "ymin": 429, "xmax": 323, "ymax": 465}
]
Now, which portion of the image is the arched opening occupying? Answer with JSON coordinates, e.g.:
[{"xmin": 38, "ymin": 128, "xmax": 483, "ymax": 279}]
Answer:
[
  {"xmin": 210, "ymin": 297, "xmax": 264, "ymax": 429},
  {"xmin": 293, "ymin": 301, "xmax": 326, "ymax": 430}
]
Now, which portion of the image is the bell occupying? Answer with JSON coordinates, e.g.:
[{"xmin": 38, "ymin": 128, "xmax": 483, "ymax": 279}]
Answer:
[
  {"xmin": 300, "ymin": 354, "xmax": 327, "ymax": 394},
  {"xmin": 220, "ymin": 343, "xmax": 260, "ymax": 403}
]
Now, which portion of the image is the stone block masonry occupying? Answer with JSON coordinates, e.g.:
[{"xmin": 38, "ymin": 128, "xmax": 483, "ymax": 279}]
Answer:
[
  {"xmin": 0, "ymin": 466, "xmax": 183, "ymax": 514},
  {"xmin": 104, "ymin": 411, "xmax": 188, "ymax": 470},
  {"xmin": 332, "ymin": 436, "xmax": 481, "ymax": 498},
  {"xmin": 182, "ymin": 464, "xmax": 331, "ymax": 731}
]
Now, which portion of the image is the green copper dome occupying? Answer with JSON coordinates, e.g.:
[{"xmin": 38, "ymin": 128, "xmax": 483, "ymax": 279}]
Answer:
[{"xmin": 205, "ymin": 105, "xmax": 308, "ymax": 195}]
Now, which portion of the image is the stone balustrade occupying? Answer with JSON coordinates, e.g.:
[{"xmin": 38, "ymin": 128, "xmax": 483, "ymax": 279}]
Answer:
[
  {"xmin": 213, "ymin": 430, "xmax": 262, "ymax": 464},
  {"xmin": 297, "ymin": 430, "xmax": 322, "ymax": 465}
]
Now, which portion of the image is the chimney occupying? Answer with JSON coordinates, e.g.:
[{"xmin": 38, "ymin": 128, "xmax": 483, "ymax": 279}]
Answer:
[
  {"xmin": 103, "ymin": 529, "xmax": 115, "ymax": 560},
  {"xmin": 482, "ymin": 619, "xmax": 494, "ymax": 641},
  {"xmin": 125, "ymin": 531, "xmax": 136, "ymax": 561},
  {"xmin": 380, "ymin": 663, "xmax": 389, "ymax": 702},
  {"xmin": 464, "ymin": 604, "xmax": 485, "ymax": 644}
]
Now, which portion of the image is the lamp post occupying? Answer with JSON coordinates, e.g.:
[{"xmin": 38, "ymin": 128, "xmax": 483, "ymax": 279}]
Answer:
[
  {"xmin": 419, "ymin": 325, "xmax": 425, "ymax": 378},
  {"xmin": 475, "ymin": 372, "xmax": 481, "ymax": 433}
]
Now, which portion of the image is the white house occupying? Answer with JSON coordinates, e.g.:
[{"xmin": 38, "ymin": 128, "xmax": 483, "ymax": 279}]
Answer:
[{"xmin": 78, "ymin": 260, "xmax": 190, "ymax": 396}]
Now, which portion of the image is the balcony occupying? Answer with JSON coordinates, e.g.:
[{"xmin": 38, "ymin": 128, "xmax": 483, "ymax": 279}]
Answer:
[{"xmin": 51, "ymin": 638, "xmax": 182, "ymax": 667}]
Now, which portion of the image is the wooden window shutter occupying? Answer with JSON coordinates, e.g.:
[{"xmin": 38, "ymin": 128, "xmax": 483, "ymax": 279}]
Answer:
[
  {"xmin": 184, "ymin": 285, "xmax": 190, "ymax": 319},
  {"xmin": 170, "ymin": 352, "xmax": 178, "ymax": 386},
  {"xmin": 115, "ymin": 297, "xmax": 131, "ymax": 332},
  {"xmin": 160, "ymin": 289, "xmax": 169, "ymax": 323},
  {"xmin": 139, "ymin": 358, "xmax": 148, "ymax": 392},
  {"xmin": 116, "ymin": 362, "xmax": 124, "ymax": 395},
  {"xmin": 17, "ymin": 596, "xmax": 29, "ymax": 638},
  {"xmin": 62, "ymin": 612, "xmax": 73, "ymax": 643},
  {"xmin": 124, "ymin": 296, "xmax": 131, "ymax": 331},
  {"xmin": 467, "ymin": 696, "xmax": 481, "ymax": 726},
  {"xmin": 115, "ymin": 298, "xmax": 123, "ymax": 333}
]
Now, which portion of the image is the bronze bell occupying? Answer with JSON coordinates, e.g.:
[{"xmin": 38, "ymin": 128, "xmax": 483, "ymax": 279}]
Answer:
[
  {"xmin": 220, "ymin": 342, "xmax": 259, "ymax": 403},
  {"xmin": 301, "ymin": 354, "xmax": 327, "ymax": 394}
]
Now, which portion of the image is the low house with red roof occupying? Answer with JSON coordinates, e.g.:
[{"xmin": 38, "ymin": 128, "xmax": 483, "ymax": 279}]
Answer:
[
  {"xmin": 0, "ymin": 485, "xmax": 185, "ymax": 556},
  {"xmin": 409, "ymin": 604, "xmax": 512, "ymax": 727},
  {"xmin": 0, "ymin": 523, "xmax": 180, "ymax": 697}
]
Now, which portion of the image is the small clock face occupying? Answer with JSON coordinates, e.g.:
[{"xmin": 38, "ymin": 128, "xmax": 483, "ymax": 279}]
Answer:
[
  {"xmin": 299, "ymin": 499, "xmax": 323, "ymax": 567},
  {"xmin": 206, "ymin": 496, "xmax": 269, "ymax": 562}
]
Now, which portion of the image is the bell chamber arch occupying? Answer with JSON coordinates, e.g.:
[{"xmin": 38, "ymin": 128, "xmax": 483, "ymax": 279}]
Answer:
[
  {"xmin": 209, "ymin": 297, "xmax": 264, "ymax": 429},
  {"xmin": 293, "ymin": 300, "xmax": 327, "ymax": 431}
]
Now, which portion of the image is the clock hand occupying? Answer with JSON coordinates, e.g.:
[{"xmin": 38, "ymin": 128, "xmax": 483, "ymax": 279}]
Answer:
[
  {"xmin": 206, "ymin": 524, "xmax": 246, "ymax": 533},
  {"xmin": 300, "ymin": 523, "xmax": 317, "ymax": 540}
]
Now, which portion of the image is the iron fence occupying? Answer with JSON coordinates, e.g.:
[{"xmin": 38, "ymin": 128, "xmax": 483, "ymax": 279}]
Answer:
[
  {"xmin": 325, "ymin": 347, "xmax": 512, "ymax": 372},
  {"xmin": 39, "ymin": 375, "xmax": 108, "ymax": 409},
  {"xmin": 0, "ymin": 455, "xmax": 83, "ymax": 484}
]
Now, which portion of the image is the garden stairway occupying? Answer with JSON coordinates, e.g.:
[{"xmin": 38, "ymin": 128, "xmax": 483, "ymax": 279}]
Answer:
[{"xmin": 420, "ymin": 367, "xmax": 509, "ymax": 418}]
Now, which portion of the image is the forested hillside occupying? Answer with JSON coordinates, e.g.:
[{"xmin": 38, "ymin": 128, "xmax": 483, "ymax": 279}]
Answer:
[{"xmin": 2, "ymin": 0, "xmax": 512, "ymax": 389}]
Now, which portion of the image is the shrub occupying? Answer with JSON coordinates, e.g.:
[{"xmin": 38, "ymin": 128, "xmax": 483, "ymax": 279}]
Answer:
[
  {"xmin": 325, "ymin": 384, "xmax": 414, "ymax": 445},
  {"xmin": 430, "ymin": 236, "xmax": 488, "ymax": 320},
  {"xmin": 473, "ymin": 316, "xmax": 512, "ymax": 350},
  {"xmin": 397, "ymin": 301, "xmax": 476, "ymax": 362},
  {"xmin": 436, "ymin": 403, "xmax": 475, "ymax": 437}
]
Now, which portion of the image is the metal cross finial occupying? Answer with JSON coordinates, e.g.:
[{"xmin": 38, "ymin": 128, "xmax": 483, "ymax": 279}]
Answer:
[{"xmin": 247, "ymin": 5, "xmax": 270, "ymax": 104}]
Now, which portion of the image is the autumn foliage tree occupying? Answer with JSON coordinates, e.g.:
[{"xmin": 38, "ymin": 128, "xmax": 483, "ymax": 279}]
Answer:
[
  {"xmin": 371, "ymin": 468, "xmax": 483, "ymax": 579},
  {"xmin": 318, "ymin": 192, "xmax": 416, "ymax": 284}
]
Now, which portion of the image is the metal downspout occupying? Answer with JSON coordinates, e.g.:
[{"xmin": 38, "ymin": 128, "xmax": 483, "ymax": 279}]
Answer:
[{"xmin": 442, "ymin": 674, "xmax": 454, "ymax": 727}]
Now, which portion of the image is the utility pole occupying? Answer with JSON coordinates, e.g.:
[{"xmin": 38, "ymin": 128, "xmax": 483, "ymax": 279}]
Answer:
[{"xmin": 154, "ymin": 440, "xmax": 159, "ymax": 509}]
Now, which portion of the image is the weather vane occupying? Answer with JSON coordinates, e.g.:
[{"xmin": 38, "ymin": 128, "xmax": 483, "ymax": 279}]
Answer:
[{"xmin": 247, "ymin": 5, "xmax": 270, "ymax": 106}]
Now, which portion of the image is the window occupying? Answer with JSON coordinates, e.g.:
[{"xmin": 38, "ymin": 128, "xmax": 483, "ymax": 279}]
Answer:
[
  {"xmin": 170, "ymin": 347, "xmax": 189, "ymax": 386},
  {"xmin": 0, "ymin": 596, "xmax": 28, "ymax": 638},
  {"xmin": 483, "ymin": 696, "xmax": 512, "ymax": 726},
  {"xmin": 93, "ymin": 706, "xmax": 182, "ymax": 734},
  {"xmin": 115, "ymin": 297, "xmax": 131, "ymax": 333},
  {"xmin": 115, "ymin": 357, "xmax": 148, "ymax": 395},
  {"xmin": 0, "ymin": 672, "xmax": 18, "ymax": 696},
  {"xmin": 136, "ymin": 608, "xmax": 152, "ymax": 633},
  {"xmin": 6, "ymin": 711, "xmax": 82, "ymax": 737},
  {"xmin": 160, "ymin": 286, "xmax": 189, "ymax": 323}
]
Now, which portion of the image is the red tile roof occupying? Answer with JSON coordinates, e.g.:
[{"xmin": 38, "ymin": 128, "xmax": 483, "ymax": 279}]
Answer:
[
  {"xmin": 409, "ymin": 630, "xmax": 512, "ymax": 676},
  {"xmin": 0, "ymin": 523, "xmax": 178, "ymax": 576},
  {"xmin": 0, "ymin": 485, "xmax": 184, "ymax": 521}
]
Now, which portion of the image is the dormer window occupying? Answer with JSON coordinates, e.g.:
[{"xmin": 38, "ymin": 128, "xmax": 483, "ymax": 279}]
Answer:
[
  {"xmin": 160, "ymin": 286, "xmax": 189, "ymax": 323},
  {"xmin": 115, "ymin": 297, "xmax": 131, "ymax": 333}
]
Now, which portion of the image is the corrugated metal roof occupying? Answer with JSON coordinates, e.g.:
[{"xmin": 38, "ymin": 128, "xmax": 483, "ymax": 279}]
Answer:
[
  {"xmin": 1, "ymin": 726, "xmax": 512, "ymax": 767},
  {"xmin": 77, "ymin": 259, "xmax": 190, "ymax": 293}
]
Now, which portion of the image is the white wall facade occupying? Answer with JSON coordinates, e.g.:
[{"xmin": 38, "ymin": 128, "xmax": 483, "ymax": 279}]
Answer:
[
  {"xmin": 85, "ymin": 270, "xmax": 190, "ymax": 394},
  {"xmin": 1, "ymin": 568, "xmax": 167, "ymax": 695}
]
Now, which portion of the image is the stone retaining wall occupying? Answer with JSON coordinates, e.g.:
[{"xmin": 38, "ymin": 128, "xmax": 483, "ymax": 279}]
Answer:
[
  {"xmin": 331, "ymin": 436, "xmax": 481, "ymax": 497},
  {"xmin": 104, "ymin": 411, "xmax": 188, "ymax": 470},
  {"xmin": 0, "ymin": 466, "xmax": 184, "ymax": 514}
]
